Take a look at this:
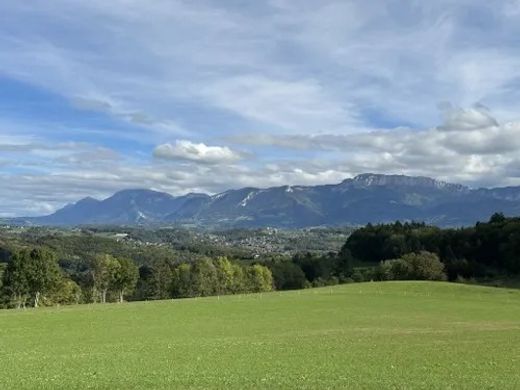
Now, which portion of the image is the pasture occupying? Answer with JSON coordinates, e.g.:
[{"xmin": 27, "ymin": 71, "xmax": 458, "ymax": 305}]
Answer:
[{"xmin": 1, "ymin": 282, "xmax": 519, "ymax": 389}]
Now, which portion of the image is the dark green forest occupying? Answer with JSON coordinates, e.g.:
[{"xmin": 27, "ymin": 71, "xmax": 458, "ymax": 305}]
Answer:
[
  {"xmin": 344, "ymin": 212, "xmax": 520, "ymax": 278},
  {"xmin": 1, "ymin": 213, "xmax": 519, "ymax": 308}
]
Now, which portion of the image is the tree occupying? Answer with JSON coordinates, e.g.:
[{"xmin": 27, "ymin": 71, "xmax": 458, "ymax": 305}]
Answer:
[
  {"xmin": 404, "ymin": 251, "xmax": 446, "ymax": 280},
  {"xmin": 248, "ymin": 264, "xmax": 273, "ymax": 293},
  {"xmin": 270, "ymin": 261, "xmax": 307, "ymax": 290},
  {"xmin": 46, "ymin": 278, "xmax": 82, "ymax": 305},
  {"xmin": 112, "ymin": 257, "xmax": 139, "ymax": 303},
  {"xmin": 21, "ymin": 248, "xmax": 62, "ymax": 308},
  {"xmin": 135, "ymin": 261, "xmax": 174, "ymax": 301},
  {"xmin": 133, "ymin": 265, "xmax": 154, "ymax": 301},
  {"xmin": 90, "ymin": 254, "xmax": 119, "ymax": 303},
  {"xmin": 293, "ymin": 252, "xmax": 335, "ymax": 282},
  {"xmin": 378, "ymin": 251, "xmax": 446, "ymax": 281},
  {"xmin": 215, "ymin": 257, "xmax": 235, "ymax": 295},
  {"xmin": 2, "ymin": 251, "xmax": 29, "ymax": 308},
  {"xmin": 489, "ymin": 212, "xmax": 506, "ymax": 224},
  {"xmin": 171, "ymin": 263, "xmax": 193, "ymax": 298},
  {"xmin": 0, "ymin": 263, "xmax": 5, "ymax": 290},
  {"xmin": 191, "ymin": 258, "xmax": 218, "ymax": 297},
  {"xmin": 335, "ymin": 248, "xmax": 354, "ymax": 278}
]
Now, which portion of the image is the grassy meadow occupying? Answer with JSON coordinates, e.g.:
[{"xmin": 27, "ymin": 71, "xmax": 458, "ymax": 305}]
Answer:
[{"xmin": 1, "ymin": 281, "xmax": 519, "ymax": 389}]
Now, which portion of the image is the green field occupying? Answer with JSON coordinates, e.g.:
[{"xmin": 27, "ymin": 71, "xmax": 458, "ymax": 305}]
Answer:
[{"xmin": 1, "ymin": 282, "xmax": 519, "ymax": 389}]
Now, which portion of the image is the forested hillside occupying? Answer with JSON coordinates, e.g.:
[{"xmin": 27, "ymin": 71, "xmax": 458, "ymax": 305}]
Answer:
[{"xmin": 1, "ymin": 214, "xmax": 519, "ymax": 309}]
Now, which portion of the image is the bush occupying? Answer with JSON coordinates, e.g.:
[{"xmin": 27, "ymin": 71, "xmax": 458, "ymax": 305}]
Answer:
[
  {"xmin": 378, "ymin": 251, "xmax": 447, "ymax": 281},
  {"xmin": 351, "ymin": 269, "xmax": 367, "ymax": 282}
]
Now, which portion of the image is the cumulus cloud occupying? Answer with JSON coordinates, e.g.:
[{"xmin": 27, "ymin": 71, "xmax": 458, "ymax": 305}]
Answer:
[
  {"xmin": 228, "ymin": 105, "xmax": 520, "ymax": 185},
  {"xmin": 153, "ymin": 140, "xmax": 242, "ymax": 164}
]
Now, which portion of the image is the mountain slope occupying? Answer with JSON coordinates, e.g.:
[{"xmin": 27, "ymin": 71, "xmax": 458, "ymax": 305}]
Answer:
[
  {"xmin": 31, "ymin": 190, "xmax": 209, "ymax": 225},
  {"xmin": 18, "ymin": 174, "xmax": 520, "ymax": 227}
]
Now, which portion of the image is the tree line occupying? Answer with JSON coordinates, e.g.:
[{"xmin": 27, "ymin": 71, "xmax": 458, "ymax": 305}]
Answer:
[
  {"xmin": 136, "ymin": 256, "xmax": 273, "ymax": 300},
  {"xmin": 342, "ymin": 213, "xmax": 520, "ymax": 280},
  {"xmin": 255, "ymin": 213, "xmax": 520, "ymax": 287},
  {"xmin": 0, "ymin": 249, "xmax": 139, "ymax": 308},
  {"xmin": 1, "ymin": 213, "xmax": 519, "ymax": 309},
  {"xmin": 0, "ymin": 248, "xmax": 273, "ymax": 308}
]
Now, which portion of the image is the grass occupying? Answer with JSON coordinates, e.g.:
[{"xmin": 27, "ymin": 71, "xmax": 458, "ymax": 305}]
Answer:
[{"xmin": 1, "ymin": 282, "xmax": 519, "ymax": 389}]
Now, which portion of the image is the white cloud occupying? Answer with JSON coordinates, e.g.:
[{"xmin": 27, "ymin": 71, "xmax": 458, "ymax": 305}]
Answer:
[
  {"xmin": 228, "ymin": 105, "xmax": 520, "ymax": 186},
  {"xmin": 1, "ymin": 0, "xmax": 520, "ymax": 136},
  {"xmin": 198, "ymin": 75, "xmax": 359, "ymax": 133},
  {"xmin": 438, "ymin": 104, "xmax": 498, "ymax": 131},
  {"xmin": 153, "ymin": 140, "xmax": 242, "ymax": 164}
]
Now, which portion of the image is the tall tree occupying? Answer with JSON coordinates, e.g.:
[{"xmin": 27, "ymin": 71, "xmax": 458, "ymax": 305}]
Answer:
[
  {"xmin": 215, "ymin": 257, "xmax": 235, "ymax": 295},
  {"xmin": 23, "ymin": 248, "xmax": 61, "ymax": 307},
  {"xmin": 171, "ymin": 263, "xmax": 193, "ymax": 298},
  {"xmin": 270, "ymin": 261, "xmax": 307, "ymax": 290},
  {"xmin": 90, "ymin": 254, "xmax": 119, "ymax": 303},
  {"xmin": 191, "ymin": 258, "xmax": 218, "ymax": 297},
  {"xmin": 248, "ymin": 264, "xmax": 273, "ymax": 293},
  {"xmin": 112, "ymin": 257, "xmax": 139, "ymax": 303},
  {"xmin": 2, "ymin": 251, "xmax": 29, "ymax": 308},
  {"xmin": 134, "ymin": 261, "xmax": 174, "ymax": 301},
  {"xmin": 230, "ymin": 262, "xmax": 246, "ymax": 294}
]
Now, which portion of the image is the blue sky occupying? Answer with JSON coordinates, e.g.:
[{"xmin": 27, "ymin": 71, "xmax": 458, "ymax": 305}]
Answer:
[{"xmin": 2, "ymin": 0, "xmax": 520, "ymax": 216}]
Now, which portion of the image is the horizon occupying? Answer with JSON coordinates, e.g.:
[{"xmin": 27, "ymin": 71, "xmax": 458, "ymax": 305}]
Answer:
[{"xmin": 2, "ymin": 1, "xmax": 520, "ymax": 216}]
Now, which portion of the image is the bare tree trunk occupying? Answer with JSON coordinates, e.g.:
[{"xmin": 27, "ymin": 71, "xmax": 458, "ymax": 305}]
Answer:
[
  {"xmin": 101, "ymin": 289, "xmax": 107, "ymax": 303},
  {"xmin": 34, "ymin": 291, "xmax": 40, "ymax": 308},
  {"xmin": 119, "ymin": 290, "xmax": 124, "ymax": 303}
]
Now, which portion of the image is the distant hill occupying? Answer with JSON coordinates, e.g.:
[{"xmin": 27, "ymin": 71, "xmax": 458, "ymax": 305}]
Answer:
[{"xmin": 11, "ymin": 174, "xmax": 520, "ymax": 227}]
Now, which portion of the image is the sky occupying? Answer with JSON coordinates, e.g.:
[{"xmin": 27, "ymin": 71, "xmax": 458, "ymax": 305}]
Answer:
[{"xmin": 2, "ymin": 0, "xmax": 520, "ymax": 216}]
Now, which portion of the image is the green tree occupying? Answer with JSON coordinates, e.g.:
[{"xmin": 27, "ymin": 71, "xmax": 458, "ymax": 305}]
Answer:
[
  {"xmin": 270, "ymin": 261, "xmax": 307, "ymax": 290},
  {"xmin": 90, "ymin": 254, "xmax": 119, "ymax": 303},
  {"xmin": 191, "ymin": 258, "xmax": 218, "ymax": 297},
  {"xmin": 171, "ymin": 263, "xmax": 193, "ymax": 298},
  {"xmin": 45, "ymin": 278, "xmax": 82, "ymax": 305},
  {"xmin": 336, "ymin": 248, "xmax": 354, "ymax": 277},
  {"xmin": 230, "ymin": 263, "xmax": 247, "ymax": 294},
  {"xmin": 135, "ymin": 261, "xmax": 174, "ymax": 301},
  {"xmin": 215, "ymin": 257, "xmax": 235, "ymax": 295},
  {"xmin": 112, "ymin": 257, "xmax": 139, "ymax": 303},
  {"xmin": 403, "ymin": 251, "xmax": 446, "ymax": 280},
  {"xmin": 23, "ymin": 248, "xmax": 62, "ymax": 307},
  {"xmin": 2, "ymin": 251, "xmax": 30, "ymax": 308},
  {"xmin": 247, "ymin": 264, "xmax": 273, "ymax": 293},
  {"xmin": 378, "ymin": 251, "xmax": 446, "ymax": 281}
]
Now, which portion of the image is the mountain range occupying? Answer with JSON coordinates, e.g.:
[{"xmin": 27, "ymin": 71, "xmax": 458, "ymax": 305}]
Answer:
[{"xmin": 8, "ymin": 174, "xmax": 520, "ymax": 228}]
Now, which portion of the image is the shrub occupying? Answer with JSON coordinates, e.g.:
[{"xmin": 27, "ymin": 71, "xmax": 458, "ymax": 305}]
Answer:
[{"xmin": 378, "ymin": 251, "xmax": 447, "ymax": 281}]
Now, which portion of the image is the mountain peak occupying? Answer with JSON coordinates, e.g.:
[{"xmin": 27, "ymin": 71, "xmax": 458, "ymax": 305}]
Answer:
[
  {"xmin": 77, "ymin": 196, "xmax": 99, "ymax": 204},
  {"xmin": 60, "ymin": 196, "xmax": 99, "ymax": 211},
  {"xmin": 107, "ymin": 189, "xmax": 176, "ymax": 203},
  {"xmin": 112, "ymin": 188, "xmax": 170, "ymax": 197},
  {"xmin": 347, "ymin": 173, "xmax": 468, "ymax": 191}
]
